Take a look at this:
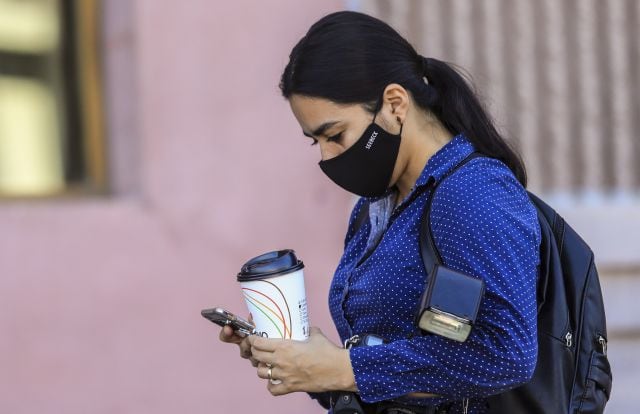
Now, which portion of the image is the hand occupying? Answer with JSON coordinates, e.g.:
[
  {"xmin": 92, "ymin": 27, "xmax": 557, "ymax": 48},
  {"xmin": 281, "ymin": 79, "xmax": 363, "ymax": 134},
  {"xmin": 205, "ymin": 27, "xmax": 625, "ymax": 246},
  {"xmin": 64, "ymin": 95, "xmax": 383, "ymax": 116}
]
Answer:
[
  {"xmin": 407, "ymin": 391, "xmax": 439, "ymax": 398},
  {"xmin": 218, "ymin": 315, "xmax": 259, "ymax": 367},
  {"xmin": 248, "ymin": 327, "xmax": 357, "ymax": 396}
]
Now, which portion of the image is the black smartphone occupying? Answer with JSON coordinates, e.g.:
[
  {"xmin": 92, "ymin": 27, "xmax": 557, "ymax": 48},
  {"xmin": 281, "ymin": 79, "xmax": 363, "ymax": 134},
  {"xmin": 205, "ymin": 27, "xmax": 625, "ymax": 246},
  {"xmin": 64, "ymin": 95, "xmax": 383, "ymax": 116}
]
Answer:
[{"xmin": 201, "ymin": 307, "xmax": 255, "ymax": 337}]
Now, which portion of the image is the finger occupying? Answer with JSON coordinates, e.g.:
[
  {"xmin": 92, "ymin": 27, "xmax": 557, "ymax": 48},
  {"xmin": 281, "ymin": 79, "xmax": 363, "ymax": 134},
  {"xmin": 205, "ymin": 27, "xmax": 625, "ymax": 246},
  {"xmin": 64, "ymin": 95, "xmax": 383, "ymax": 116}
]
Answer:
[
  {"xmin": 218, "ymin": 325, "xmax": 231, "ymax": 341},
  {"xmin": 258, "ymin": 365, "xmax": 289, "ymax": 395},
  {"xmin": 219, "ymin": 325, "xmax": 242, "ymax": 344},
  {"xmin": 240, "ymin": 347, "xmax": 251, "ymax": 360},
  {"xmin": 267, "ymin": 379, "xmax": 290, "ymax": 396},
  {"xmin": 309, "ymin": 326, "xmax": 323, "ymax": 336},
  {"xmin": 247, "ymin": 335, "xmax": 281, "ymax": 352},
  {"xmin": 251, "ymin": 348, "xmax": 276, "ymax": 365},
  {"xmin": 407, "ymin": 392, "xmax": 439, "ymax": 398},
  {"xmin": 256, "ymin": 363, "xmax": 271, "ymax": 380},
  {"xmin": 239, "ymin": 339, "xmax": 252, "ymax": 359},
  {"xmin": 250, "ymin": 357, "xmax": 259, "ymax": 367}
]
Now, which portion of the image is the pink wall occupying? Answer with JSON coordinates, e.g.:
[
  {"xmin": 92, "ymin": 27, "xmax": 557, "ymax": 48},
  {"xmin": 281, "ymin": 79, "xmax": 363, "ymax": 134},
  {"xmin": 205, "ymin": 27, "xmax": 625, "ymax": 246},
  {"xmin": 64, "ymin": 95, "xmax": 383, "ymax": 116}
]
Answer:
[{"xmin": 0, "ymin": 1, "xmax": 348, "ymax": 413}]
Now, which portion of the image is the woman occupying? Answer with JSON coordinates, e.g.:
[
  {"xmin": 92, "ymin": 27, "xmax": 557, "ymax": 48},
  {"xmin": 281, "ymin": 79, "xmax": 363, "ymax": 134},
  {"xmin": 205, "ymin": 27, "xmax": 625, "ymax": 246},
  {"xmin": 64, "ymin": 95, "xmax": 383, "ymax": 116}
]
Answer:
[{"xmin": 220, "ymin": 11, "xmax": 541, "ymax": 414}]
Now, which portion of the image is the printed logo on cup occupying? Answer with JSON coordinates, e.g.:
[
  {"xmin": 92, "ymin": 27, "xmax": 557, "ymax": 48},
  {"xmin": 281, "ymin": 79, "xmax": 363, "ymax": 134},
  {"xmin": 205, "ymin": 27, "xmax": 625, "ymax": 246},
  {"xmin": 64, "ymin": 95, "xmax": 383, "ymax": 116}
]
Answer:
[{"xmin": 237, "ymin": 250, "xmax": 309, "ymax": 340}]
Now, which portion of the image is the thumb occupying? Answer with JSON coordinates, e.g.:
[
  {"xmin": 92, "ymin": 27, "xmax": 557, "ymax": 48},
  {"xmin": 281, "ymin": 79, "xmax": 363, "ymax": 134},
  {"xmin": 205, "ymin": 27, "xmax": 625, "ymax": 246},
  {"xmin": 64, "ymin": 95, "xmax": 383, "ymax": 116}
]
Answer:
[{"xmin": 309, "ymin": 326, "xmax": 323, "ymax": 336}]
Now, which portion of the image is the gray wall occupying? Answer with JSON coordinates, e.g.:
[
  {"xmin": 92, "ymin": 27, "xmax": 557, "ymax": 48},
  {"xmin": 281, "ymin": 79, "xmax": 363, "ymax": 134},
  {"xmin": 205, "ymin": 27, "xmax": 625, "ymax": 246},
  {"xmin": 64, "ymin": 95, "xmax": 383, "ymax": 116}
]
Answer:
[{"xmin": 362, "ymin": 0, "xmax": 640, "ymax": 195}]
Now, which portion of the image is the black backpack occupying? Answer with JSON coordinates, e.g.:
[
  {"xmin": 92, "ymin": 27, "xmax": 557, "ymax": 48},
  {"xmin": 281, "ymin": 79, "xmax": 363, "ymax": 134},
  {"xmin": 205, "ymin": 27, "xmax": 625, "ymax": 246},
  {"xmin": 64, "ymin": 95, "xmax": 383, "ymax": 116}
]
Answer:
[{"xmin": 356, "ymin": 153, "xmax": 613, "ymax": 413}]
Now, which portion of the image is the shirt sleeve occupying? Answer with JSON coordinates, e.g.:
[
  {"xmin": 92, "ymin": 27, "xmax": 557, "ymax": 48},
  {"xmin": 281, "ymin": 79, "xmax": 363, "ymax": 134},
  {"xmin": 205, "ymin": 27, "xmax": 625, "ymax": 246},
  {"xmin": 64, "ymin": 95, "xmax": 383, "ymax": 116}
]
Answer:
[{"xmin": 349, "ymin": 161, "xmax": 541, "ymax": 403}]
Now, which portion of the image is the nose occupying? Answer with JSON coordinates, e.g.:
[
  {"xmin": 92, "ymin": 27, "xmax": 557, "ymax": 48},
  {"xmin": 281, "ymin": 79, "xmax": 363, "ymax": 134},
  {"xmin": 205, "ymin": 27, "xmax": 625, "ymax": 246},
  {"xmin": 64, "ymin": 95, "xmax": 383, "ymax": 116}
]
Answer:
[
  {"xmin": 319, "ymin": 142, "xmax": 340, "ymax": 161},
  {"xmin": 319, "ymin": 144, "xmax": 330, "ymax": 161}
]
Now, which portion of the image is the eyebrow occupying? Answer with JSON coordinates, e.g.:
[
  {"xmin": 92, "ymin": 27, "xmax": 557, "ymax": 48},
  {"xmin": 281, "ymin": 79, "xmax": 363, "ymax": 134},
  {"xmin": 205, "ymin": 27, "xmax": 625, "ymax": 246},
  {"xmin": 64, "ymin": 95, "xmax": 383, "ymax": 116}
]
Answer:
[{"xmin": 302, "ymin": 121, "xmax": 340, "ymax": 138}]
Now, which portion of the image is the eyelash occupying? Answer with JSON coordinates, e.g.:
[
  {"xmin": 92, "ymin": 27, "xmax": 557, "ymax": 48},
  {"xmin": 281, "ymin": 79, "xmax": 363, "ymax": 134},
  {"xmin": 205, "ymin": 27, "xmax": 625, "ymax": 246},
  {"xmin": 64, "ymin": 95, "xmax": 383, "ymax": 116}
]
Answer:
[{"xmin": 310, "ymin": 132, "xmax": 342, "ymax": 146}]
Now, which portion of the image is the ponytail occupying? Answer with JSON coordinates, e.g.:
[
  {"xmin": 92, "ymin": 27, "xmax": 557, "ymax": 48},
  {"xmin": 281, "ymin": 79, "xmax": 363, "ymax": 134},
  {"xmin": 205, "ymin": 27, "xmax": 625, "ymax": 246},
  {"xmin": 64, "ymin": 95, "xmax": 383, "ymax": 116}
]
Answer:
[{"xmin": 418, "ymin": 56, "xmax": 527, "ymax": 187}]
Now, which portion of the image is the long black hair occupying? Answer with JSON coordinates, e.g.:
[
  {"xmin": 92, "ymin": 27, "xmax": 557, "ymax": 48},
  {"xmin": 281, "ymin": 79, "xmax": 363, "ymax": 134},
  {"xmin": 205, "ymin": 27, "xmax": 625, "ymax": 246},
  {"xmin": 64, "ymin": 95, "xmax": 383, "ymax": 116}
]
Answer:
[{"xmin": 279, "ymin": 11, "xmax": 527, "ymax": 187}]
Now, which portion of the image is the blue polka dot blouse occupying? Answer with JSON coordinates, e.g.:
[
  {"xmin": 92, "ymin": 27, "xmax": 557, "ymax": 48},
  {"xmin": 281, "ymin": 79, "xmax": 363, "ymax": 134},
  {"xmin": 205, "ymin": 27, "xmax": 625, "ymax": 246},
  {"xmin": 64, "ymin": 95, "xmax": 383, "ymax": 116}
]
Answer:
[{"xmin": 328, "ymin": 134, "xmax": 541, "ymax": 413}]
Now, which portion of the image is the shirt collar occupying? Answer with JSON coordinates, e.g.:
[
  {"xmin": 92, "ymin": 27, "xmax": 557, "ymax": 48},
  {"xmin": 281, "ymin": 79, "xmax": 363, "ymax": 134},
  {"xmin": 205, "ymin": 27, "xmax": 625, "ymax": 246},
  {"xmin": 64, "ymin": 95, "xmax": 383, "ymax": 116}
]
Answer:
[{"xmin": 414, "ymin": 133, "xmax": 475, "ymax": 188}]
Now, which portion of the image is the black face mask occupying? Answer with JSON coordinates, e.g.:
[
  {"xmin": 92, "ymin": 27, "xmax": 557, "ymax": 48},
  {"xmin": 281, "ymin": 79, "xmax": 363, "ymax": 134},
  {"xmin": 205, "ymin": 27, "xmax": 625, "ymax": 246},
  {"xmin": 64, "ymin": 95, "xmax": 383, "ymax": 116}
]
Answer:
[{"xmin": 318, "ymin": 109, "xmax": 402, "ymax": 198}]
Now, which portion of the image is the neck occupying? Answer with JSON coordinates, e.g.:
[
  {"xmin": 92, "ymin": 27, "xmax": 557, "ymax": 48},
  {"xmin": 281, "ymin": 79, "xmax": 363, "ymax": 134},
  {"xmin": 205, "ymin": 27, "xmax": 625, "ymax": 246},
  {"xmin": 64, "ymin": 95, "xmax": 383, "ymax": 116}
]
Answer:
[{"xmin": 394, "ymin": 117, "xmax": 453, "ymax": 204}]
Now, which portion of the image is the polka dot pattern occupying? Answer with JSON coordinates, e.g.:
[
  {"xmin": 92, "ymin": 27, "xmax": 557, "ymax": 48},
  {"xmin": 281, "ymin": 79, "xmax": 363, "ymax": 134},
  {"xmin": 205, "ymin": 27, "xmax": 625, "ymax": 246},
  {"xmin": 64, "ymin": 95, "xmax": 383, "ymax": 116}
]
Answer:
[{"xmin": 327, "ymin": 135, "xmax": 541, "ymax": 413}]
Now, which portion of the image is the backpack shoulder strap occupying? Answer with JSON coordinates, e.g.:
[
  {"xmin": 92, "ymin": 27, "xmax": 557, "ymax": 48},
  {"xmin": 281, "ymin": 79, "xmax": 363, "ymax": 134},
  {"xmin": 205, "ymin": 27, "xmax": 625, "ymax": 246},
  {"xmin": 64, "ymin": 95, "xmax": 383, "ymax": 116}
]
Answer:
[
  {"xmin": 419, "ymin": 152, "xmax": 484, "ymax": 274},
  {"xmin": 352, "ymin": 201, "xmax": 370, "ymax": 235}
]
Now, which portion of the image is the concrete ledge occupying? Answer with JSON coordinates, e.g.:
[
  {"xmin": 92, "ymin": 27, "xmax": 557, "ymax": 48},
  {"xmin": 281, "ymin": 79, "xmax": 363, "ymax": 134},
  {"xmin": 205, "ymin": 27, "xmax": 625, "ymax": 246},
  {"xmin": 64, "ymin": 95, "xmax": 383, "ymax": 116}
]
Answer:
[
  {"xmin": 541, "ymin": 196, "xmax": 640, "ymax": 268},
  {"xmin": 600, "ymin": 271, "xmax": 640, "ymax": 335}
]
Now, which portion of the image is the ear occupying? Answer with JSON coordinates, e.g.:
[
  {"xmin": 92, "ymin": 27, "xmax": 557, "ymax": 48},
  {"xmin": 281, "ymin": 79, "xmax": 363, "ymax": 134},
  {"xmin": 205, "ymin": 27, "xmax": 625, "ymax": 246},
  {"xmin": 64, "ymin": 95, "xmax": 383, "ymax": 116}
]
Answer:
[{"xmin": 381, "ymin": 83, "xmax": 409, "ymax": 124}]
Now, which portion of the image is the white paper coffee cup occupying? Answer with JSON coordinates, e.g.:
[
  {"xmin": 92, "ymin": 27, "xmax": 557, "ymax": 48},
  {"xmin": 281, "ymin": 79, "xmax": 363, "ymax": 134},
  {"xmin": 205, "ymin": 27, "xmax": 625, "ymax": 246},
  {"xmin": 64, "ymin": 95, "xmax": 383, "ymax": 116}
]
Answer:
[{"xmin": 237, "ymin": 250, "xmax": 309, "ymax": 340}]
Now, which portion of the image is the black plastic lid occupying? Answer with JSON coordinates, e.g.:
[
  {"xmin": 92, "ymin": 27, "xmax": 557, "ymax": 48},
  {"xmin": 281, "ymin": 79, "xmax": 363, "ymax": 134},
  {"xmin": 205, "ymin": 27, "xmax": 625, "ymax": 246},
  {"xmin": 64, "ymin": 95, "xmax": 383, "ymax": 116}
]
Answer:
[{"xmin": 237, "ymin": 249, "xmax": 304, "ymax": 282}]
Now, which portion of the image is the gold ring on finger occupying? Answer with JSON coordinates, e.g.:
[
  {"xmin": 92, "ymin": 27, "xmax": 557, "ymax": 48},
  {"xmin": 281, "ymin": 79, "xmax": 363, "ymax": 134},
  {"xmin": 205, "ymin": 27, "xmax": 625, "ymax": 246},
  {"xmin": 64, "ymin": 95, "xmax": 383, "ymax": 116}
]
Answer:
[{"xmin": 267, "ymin": 366, "xmax": 280, "ymax": 385}]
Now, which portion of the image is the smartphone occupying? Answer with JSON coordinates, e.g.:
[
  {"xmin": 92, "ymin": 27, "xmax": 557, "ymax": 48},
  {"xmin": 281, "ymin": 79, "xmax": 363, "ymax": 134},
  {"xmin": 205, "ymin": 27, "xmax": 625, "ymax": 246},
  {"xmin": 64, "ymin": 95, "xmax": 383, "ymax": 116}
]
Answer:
[{"xmin": 201, "ymin": 307, "xmax": 255, "ymax": 337}]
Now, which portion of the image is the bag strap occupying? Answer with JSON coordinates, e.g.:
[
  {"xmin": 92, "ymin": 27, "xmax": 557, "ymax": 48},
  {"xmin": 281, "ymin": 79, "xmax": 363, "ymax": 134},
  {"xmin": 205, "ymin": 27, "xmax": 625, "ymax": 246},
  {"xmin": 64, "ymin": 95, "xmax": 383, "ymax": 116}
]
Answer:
[
  {"xmin": 418, "ymin": 152, "xmax": 482, "ymax": 414},
  {"xmin": 419, "ymin": 152, "xmax": 484, "ymax": 274},
  {"xmin": 352, "ymin": 201, "xmax": 370, "ymax": 236}
]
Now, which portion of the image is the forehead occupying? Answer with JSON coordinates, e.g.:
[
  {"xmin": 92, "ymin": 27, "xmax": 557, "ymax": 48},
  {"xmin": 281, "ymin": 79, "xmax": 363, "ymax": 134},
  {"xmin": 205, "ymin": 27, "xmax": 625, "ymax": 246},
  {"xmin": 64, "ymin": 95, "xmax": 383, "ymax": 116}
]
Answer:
[{"xmin": 289, "ymin": 95, "xmax": 365, "ymax": 134}]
